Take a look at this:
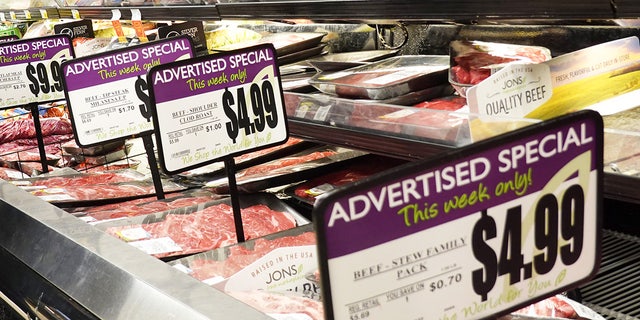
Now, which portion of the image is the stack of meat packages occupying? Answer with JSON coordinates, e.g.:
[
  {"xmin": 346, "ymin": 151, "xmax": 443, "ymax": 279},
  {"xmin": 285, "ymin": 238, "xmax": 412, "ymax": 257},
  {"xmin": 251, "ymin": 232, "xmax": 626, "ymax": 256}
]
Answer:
[
  {"xmin": 0, "ymin": 114, "xmax": 74, "ymax": 178},
  {"xmin": 300, "ymin": 55, "xmax": 471, "ymax": 143}
]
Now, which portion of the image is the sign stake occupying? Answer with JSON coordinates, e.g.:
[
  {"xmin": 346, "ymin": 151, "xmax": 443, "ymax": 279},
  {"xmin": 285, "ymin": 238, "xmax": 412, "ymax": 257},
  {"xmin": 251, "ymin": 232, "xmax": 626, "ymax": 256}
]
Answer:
[
  {"xmin": 224, "ymin": 157, "xmax": 245, "ymax": 243},
  {"xmin": 28, "ymin": 103, "xmax": 49, "ymax": 174},
  {"xmin": 142, "ymin": 133, "xmax": 165, "ymax": 200}
]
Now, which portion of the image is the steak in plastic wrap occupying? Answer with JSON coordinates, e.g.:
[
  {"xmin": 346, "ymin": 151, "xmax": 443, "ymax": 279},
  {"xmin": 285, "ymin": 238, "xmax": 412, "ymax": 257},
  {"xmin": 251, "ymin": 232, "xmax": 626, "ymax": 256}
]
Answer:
[
  {"xmin": 189, "ymin": 232, "xmax": 316, "ymax": 281},
  {"xmin": 449, "ymin": 40, "xmax": 551, "ymax": 86},
  {"xmin": 0, "ymin": 134, "xmax": 74, "ymax": 156},
  {"xmin": 31, "ymin": 183, "xmax": 163, "ymax": 202},
  {"xmin": 240, "ymin": 150, "xmax": 337, "ymax": 177},
  {"xmin": 309, "ymin": 55, "xmax": 449, "ymax": 100},
  {"xmin": 0, "ymin": 117, "xmax": 73, "ymax": 145},
  {"xmin": 372, "ymin": 96, "xmax": 468, "ymax": 141},
  {"xmin": 81, "ymin": 190, "xmax": 224, "ymax": 221},
  {"xmin": 25, "ymin": 171, "xmax": 144, "ymax": 188},
  {"xmin": 499, "ymin": 294, "xmax": 606, "ymax": 320},
  {"xmin": 107, "ymin": 203, "xmax": 298, "ymax": 258},
  {"xmin": 292, "ymin": 155, "xmax": 406, "ymax": 204}
]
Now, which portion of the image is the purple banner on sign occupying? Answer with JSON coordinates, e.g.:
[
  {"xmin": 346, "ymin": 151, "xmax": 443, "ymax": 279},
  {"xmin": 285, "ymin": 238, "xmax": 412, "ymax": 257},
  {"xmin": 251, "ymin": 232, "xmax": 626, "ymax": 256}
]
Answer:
[
  {"xmin": 150, "ymin": 44, "xmax": 278, "ymax": 104},
  {"xmin": 0, "ymin": 35, "xmax": 71, "ymax": 67},
  {"xmin": 63, "ymin": 36, "xmax": 193, "ymax": 91},
  {"xmin": 321, "ymin": 118, "xmax": 599, "ymax": 259}
]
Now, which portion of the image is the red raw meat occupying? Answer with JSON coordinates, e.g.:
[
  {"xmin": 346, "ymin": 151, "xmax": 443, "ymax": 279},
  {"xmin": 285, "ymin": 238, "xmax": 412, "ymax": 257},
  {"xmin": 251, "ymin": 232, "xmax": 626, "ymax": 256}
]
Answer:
[
  {"xmin": 234, "ymin": 137, "xmax": 302, "ymax": 163},
  {"xmin": 414, "ymin": 96, "xmax": 468, "ymax": 111},
  {"xmin": 28, "ymin": 172, "xmax": 143, "ymax": 188},
  {"xmin": 107, "ymin": 203, "xmax": 298, "ymax": 258},
  {"xmin": 0, "ymin": 134, "xmax": 74, "ymax": 156},
  {"xmin": 349, "ymin": 103, "xmax": 403, "ymax": 133},
  {"xmin": 0, "ymin": 117, "xmax": 73, "ymax": 145},
  {"xmin": 451, "ymin": 44, "xmax": 550, "ymax": 85},
  {"xmin": 190, "ymin": 232, "xmax": 316, "ymax": 281},
  {"xmin": 227, "ymin": 290, "xmax": 324, "ymax": 320},
  {"xmin": 241, "ymin": 150, "xmax": 337, "ymax": 177},
  {"xmin": 0, "ymin": 150, "xmax": 59, "ymax": 162},
  {"xmin": 86, "ymin": 194, "xmax": 223, "ymax": 221},
  {"xmin": 31, "ymin": 181, "xmax": 183, "ymax": 202},
  {"xmin": 73, "ymin": 161, "xmax": 137, "ymax": 173},
  {"xmin": 512, "ymin": 295, "xmax": 578, "ymax": 318},
  {"xmin": 294, "ymin": 156, "xmax": 405, "ymax": 203}
]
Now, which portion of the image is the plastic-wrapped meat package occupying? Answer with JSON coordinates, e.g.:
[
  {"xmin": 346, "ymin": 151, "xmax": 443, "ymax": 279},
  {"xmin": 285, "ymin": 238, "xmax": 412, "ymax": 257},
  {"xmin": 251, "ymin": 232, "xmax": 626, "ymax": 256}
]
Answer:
[
  {"xmin": 240, "ymin": 150, "xmax": 337, "ymax": 177},
  {"xmin": 0, "ymin": 117, "xmax": 73, "ymax": 145},
  {"xmin": 187, "ymin": 232, "xmax": 316, "ymax": 281},
  {"xmin": 309, "ymin": 55, "xmax": 449, "ymax": 100},
  {"xmin": 78, "ymin": 190, "xmax": 224, "ymax": 222},
  {"xmin": 373, "ymin": 96, "xmax": 469, "ymax": 142},
  {"xmin": 106, "ymin": 203, "xmax": 299, "ymax": 258},
  {"xmin": 290, "ymin": 154, "xmax": 406, "ymax": 204},
  {"xmin": 500, "ymin": 294, "xmax": 606, "ymax": 320},
  {"xmin": 448, "ymin": 40, "xmax": 551, "ymax": 96},
  {"xmin": 23, "ymin": 170, "xmax": 145, "ymax": 188},
  {"xmin": 348, "ymin": 102, "xmax": 404, "ymax": 133}
]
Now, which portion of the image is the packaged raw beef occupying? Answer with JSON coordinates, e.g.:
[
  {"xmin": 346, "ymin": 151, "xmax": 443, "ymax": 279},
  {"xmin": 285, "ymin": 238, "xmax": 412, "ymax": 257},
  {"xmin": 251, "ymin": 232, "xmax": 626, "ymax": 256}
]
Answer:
[
  {"xmin": 0, "ymin": 117, "xmax": 73, "ymax": 145},
  {"xmin": 500, "ymin": 294, "xmax": 605, "ymax": 320},
  {"xmin": 73, "ymin": 159, "xmax": 141, "ymax": 173},
  {"xmin": 15, "ymin": 169, "xmax": 146, "ymax": 188},
  {"xmin": 77, "ymin": 189, "xmax": 225, "ymax": 222},
  {"xmin": 288, "ymin": 154, "xmax": 407, "ymax": 205},
  {"xmin": 366, "ymin": 96, "xmax": 470, "ymax": 143},
  {"xmin": 284, "ymin": 92, "xmax": 355, "ymax": 124},
  {"xmin": 16, "ymin": 161, "xmax": 58, "ymax": 176},
  {"xmin": 28, "ymin": 180, "xmax": 185, "ymax": 204},
  {"xmin": 205, "ymin": 147, "xmax": 368, "ymax": 194},
  {"xmin": 178, "ymin": 137, "xmax": 315, "ymax": 178},
  {"xmin": 0, "ymin": 134, "xmax": 74, "ymax": 157},
  {"xmin": 13, "ymin": 169, "xmax": 185, "ymax": 204},
  {"xmin": 309, "ymin": 55, "xmax": 449, "ymax": 100},
  {"xmin": 171, "ymin": 225, "xmax": 316, "ymax": 290},
  {"xmin": 449, "ymin": 40, "xmax": 551, "ymax": 96},
  {"xmin": 103, "ymin": 193, "xmax": 306, "ymax": 259}
]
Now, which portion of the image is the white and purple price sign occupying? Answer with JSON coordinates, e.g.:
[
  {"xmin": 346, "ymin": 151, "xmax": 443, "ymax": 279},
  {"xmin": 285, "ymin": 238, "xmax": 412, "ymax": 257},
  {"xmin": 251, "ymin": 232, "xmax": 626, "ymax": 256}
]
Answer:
[
  {"xmin": 314, "ymin": 111, "xmax": 603, "ymax": 320},
  {"xmin": 148, "ymin": 43, "xmax": 288, "ymax": 174},
  {"xmin": 0, "ymin": 34, "xmax": 73, "ymax": 109},
  {"xmin": 62, "ymin": 36, "xmax": 194, "ymax": 146}
]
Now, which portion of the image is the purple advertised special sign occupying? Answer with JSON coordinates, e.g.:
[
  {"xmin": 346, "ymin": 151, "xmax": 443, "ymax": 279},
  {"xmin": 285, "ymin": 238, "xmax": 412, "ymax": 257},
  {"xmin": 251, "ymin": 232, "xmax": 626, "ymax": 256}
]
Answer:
[
  {"xmin": 62, "ymin": 36, "xmax": 194, "ymax": 146},
  {"xmin": 148, "ymin": 43, "xmax": 288, "ymax": 174},
  {"xmin": 314, "ymin": 111, "xmax": 603, "ymax": 320},
  {"xmin": 0, "ymin": 34, "xmax": 73, "ymax": 109}
]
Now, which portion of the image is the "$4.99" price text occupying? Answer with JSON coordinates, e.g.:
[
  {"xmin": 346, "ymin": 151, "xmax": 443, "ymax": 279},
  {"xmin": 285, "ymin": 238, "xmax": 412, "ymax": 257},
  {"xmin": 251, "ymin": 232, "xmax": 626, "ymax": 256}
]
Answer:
[{"xmin": 471, "ymin": 184, "xmax": 585, "ymax": 301}]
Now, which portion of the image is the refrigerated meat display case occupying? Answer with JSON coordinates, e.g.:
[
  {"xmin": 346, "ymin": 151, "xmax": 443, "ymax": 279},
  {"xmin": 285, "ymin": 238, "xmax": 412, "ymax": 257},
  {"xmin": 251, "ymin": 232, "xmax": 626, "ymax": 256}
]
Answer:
[{"xmin": 2, "ymin": 1, "xmax": 640, "ymax": 319}]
